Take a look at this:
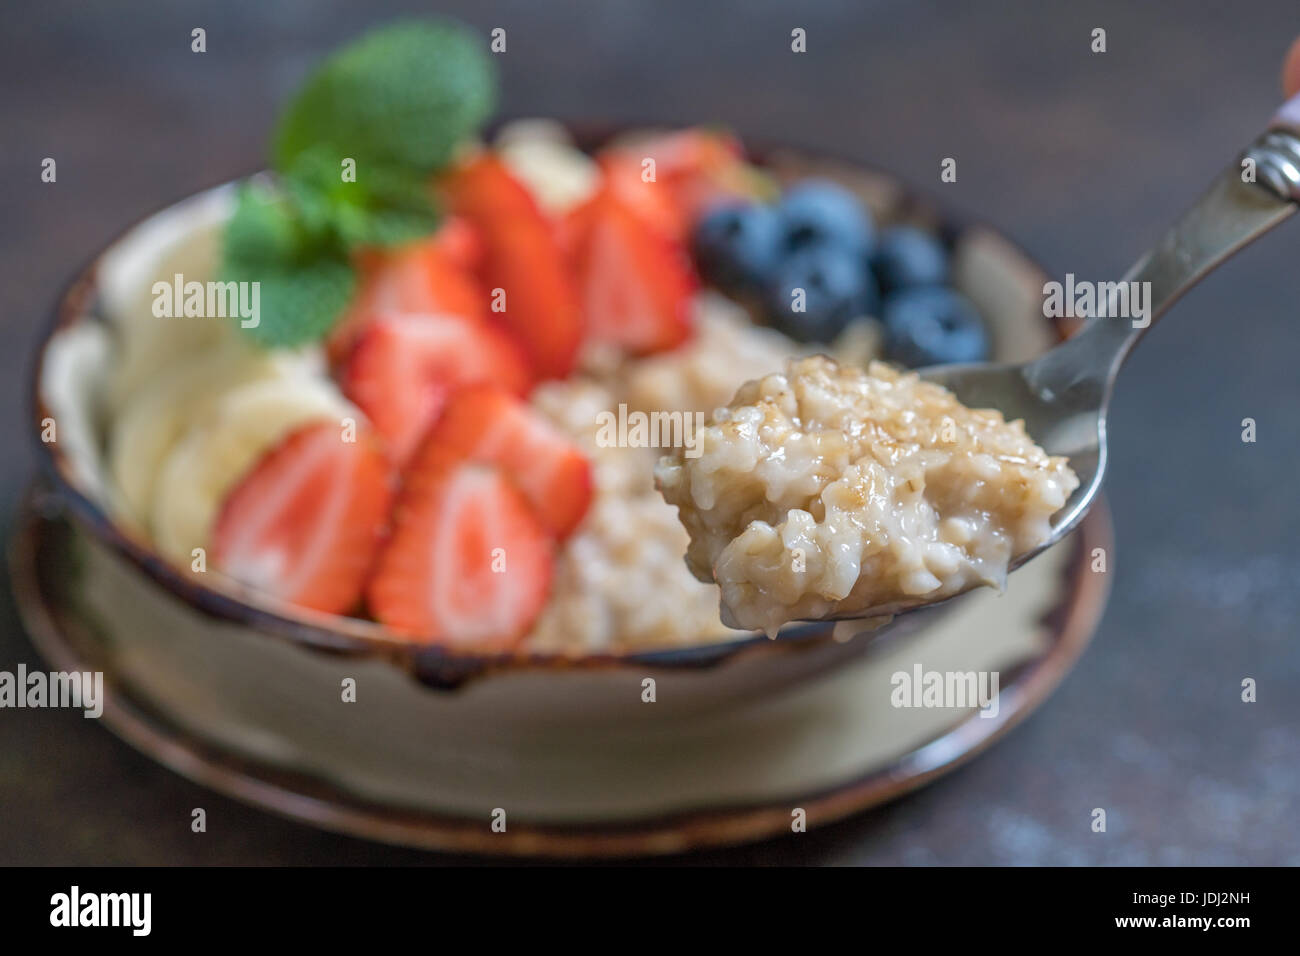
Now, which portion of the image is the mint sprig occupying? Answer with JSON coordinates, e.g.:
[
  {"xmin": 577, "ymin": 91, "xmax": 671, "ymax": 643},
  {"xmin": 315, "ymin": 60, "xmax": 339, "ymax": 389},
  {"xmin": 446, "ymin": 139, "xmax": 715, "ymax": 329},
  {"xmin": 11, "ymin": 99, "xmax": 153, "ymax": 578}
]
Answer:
[
  {"xmin": 220, "ymin": 18, "xmax": 496, "ymax": 348},
  {"xmin": 284, "ymin": 146, "xmax": 442, "ymax": 250},
  {"xmin": 221, "ymin": 182, "xmax": 357, "ymax": 348},
  {"xmin": 274, "ymin": 19, "xmax": 496, "ymax": 174}
]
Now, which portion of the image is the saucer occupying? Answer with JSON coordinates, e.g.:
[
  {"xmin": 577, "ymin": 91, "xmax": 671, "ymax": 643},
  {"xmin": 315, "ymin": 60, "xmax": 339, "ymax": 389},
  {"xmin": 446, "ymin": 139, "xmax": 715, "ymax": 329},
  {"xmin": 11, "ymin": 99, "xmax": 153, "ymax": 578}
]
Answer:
[{"xmin": 11, "ymin": 490, "xmax": 1111, "ymax": 857}]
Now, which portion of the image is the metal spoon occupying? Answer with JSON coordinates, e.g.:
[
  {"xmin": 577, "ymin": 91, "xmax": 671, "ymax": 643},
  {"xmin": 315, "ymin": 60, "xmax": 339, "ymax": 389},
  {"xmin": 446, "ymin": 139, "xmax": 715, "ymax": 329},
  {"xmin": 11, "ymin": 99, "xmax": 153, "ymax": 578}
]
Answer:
[
  {"xmin": 925, "ymin": 98, "xmax": 1300, "ymax": 571},
  {"xmin": 812, "ymin": 97, "xmax": 1300, "ymax": 628}
]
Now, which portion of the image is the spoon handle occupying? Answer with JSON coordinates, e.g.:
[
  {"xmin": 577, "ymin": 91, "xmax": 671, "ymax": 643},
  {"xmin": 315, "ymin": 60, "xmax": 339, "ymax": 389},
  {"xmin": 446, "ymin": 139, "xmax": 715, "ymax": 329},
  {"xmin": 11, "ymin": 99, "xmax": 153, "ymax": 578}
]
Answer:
[{"xmin": 1027, "ymin": 95, "xmax": 1300, "ymax": 402}]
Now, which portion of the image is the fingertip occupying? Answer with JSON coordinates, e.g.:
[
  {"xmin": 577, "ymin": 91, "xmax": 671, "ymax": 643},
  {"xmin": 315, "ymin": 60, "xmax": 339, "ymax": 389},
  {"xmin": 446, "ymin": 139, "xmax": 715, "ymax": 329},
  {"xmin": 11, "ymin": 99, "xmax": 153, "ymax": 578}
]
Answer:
[{"xmin": 1283, "ymin": 36, "xmax": 1300, "ymax": 97}]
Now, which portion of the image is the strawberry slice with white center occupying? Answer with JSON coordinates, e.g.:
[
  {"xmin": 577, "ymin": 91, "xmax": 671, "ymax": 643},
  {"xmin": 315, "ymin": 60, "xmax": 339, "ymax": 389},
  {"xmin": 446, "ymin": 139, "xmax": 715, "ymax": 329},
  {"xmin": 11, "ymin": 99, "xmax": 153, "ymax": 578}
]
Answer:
[
  {"xmin": 443, "ymin": 154, "xmax": 583, "ymax": 379},
  {"xmin": 327, "ymin": 234, "xmax": 487, "ymax": 364},
  {"xmin": 212, "ymin": 422, "xmax": 395, "ymax": 616},
  {"xmin": 367, "ymin": 452, "xmax": 554, "ymax": 648},
  {"xmin": 568, "ymin": 187, "xmax": 696, "ymax": 355},
  {"xmin": 340, "ymin": 311, "xmax": 533, "ymax": 466},
  {"xmin": 418, "ymin": 384, "xmax": 593, "ymax": 539}
]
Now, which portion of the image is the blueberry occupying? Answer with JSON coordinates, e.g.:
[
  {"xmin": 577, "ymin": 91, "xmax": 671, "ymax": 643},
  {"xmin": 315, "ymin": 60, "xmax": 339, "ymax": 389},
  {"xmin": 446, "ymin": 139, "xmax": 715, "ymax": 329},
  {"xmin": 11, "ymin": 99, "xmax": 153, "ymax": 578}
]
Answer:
[
  {"xmin": 776, "ymin": 179, "xmax": 874, "ymax": 257},
  {"xmin": 691, "ymin": 202, "xmax": 782, "ymax": 292},
  {"xmin": 871, "ymin": 225, "xmax": 949, "ymax": 294},
  {"xmin": 766, "ymin": 246, "xmax": 879, "ymax": 343},
  {"xmin": 882, "ymin": 287, "xmax": 989, "ymax": 367}
]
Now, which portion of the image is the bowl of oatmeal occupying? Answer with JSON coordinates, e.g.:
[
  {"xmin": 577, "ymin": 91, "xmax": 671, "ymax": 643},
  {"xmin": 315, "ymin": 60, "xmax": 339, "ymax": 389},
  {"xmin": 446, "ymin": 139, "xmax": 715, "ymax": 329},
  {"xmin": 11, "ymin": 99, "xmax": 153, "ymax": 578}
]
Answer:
[
  {"xmin": 29, "ymin": 117, "xmax": 1064, "ymax": 727},
  {"xmin": 20, "ymin": 23, "xmax": 1083, "ymax": 822}
]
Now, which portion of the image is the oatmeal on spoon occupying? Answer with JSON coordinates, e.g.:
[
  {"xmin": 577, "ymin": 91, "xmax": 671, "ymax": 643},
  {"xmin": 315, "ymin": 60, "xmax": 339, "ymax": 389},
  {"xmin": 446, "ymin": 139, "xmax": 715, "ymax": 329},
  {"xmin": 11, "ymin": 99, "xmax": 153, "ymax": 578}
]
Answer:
[
  {"xmin": 656, "ymin": 355, "xmax": 1078, "ymax": 635},
  {"xmin": 659, "ymin": 87, "xmax": 1300, "ymax": 635}
]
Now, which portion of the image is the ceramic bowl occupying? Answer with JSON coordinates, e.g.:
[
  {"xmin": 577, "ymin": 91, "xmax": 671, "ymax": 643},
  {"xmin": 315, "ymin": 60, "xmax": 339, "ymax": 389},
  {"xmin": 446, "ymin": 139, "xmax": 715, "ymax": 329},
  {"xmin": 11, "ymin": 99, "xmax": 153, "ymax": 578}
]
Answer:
[{"xmin": 27, "ymin": 132, "xmax": 1068, "ymax": 769}]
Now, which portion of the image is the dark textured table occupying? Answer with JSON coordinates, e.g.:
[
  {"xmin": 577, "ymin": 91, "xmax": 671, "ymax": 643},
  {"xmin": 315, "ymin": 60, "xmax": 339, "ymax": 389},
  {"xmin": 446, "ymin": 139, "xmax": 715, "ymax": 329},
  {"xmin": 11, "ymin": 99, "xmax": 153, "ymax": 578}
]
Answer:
[{"xmin": 2, "ymin": 0, "xmax": 1297, "ymax": 865}]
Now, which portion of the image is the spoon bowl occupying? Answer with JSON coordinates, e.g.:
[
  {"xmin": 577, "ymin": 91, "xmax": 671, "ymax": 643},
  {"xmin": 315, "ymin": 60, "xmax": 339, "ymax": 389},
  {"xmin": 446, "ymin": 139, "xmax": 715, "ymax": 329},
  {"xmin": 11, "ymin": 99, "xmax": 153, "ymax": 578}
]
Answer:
[
  {"xmin": 818, "ymin": 98, "xmax": 1300, "ymax": 625},
  {"xmin": 918, "ymin": 355, "xmax": 1105, "ymax": 573}
]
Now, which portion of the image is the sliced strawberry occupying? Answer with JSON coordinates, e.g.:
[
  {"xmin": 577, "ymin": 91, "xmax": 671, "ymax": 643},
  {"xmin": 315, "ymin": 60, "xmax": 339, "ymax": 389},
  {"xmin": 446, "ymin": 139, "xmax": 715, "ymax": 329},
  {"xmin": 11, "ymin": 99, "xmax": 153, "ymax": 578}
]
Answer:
[
  {"xmin": 340, "ymin": 312, "xmax": 532, "ymax": 466},
  {"xmin": 368, "ymin": 454, "xmax": 554, "ymax": 649},
  {"xmin": 568, "ymin": 187, "xmax": 696, "ymax": 355},
  {"xmin": 593, "ymin": 153, "xmax": 689, "ymax": 244},
  {"xmin": 600, "ymin": 129, "xmax": 751, "ymax": 222},
  {"xmin": 328, "ymin": 236, "xmax": 487, "ymax": 364},
  {"xmin": 442, "ymin": 155, "xmax": 583, "ymax": 379},
  {"xmin": 418, "ymin": 385, "xmax": 592, "ymax": 539},
  {"xmin": 429, "ymin": 214, "xmax": 484, "ymax": 274},
  {"xmin": 212, "ymin": 422, "xmax": 395, "ymax": 616}
]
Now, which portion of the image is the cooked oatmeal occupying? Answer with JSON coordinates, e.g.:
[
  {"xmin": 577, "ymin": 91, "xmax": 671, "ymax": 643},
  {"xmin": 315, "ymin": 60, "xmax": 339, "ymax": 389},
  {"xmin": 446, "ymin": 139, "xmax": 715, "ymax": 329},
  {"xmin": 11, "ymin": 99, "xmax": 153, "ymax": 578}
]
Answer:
[
  {"xmin": 519, "ymin": 295, "xmax": 894, "ymax": 651},
  {"xmin": 522, "ymin": 294, "xmax": 811, "ymax": 651},
  {"xmin": 655, "ymin": 355, "xmax": 1079, "ymax": 635}
]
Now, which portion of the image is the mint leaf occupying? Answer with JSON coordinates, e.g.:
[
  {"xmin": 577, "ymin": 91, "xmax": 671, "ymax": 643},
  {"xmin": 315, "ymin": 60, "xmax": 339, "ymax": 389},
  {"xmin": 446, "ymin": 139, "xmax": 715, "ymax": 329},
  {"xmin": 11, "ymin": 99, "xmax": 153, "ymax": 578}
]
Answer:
[
  {"xmin": 273, "ymin": 19, "xmax": 496, "ymax": 174},
  {"xmin": 227, "ymin": 257, "xmax": 356, "ymax": 349},
  {"xmin": 221, "ymin": 18, "xmax": 497, "ymax": 347},
  {"xmin": 221, "ymin": 183, "xmax": 356, "ymax": 348},
  {"xmin": 284, "ymin": 146, "xmax": 441, "ymax": 249},
  {"xmin": 223, "ymin": 179, "xmax": 306, "ymax": 263}
]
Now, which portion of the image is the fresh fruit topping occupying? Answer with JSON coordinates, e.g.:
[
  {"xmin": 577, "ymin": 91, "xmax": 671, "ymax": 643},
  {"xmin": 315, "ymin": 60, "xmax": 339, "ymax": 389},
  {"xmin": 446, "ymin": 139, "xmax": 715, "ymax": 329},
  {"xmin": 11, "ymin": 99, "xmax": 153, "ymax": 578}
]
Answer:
[
  {"xmin": 444, "ymin": 154, "xmax": 584, "ymax": 378},
  {"xmin": 775, "ymin": 179, "xmax": 875, "ymax": 257},
  {"xmin": 428, "ymin": 214, "xmax": 484, "ymax": 273},
  {"xmin": 568, "ymin": 187, "xmax": 695, "ymax": 355},
  {"xmin": 367, "ymin": 455, "xmax": 554, "ymax": 648},
  {"xmin": 212, "ymin": 422, "xmax": 395, "ymax": 616},
  {"xmin": 595, "ymin": 153, "xmax": 690, "ymax": 243},
  {"xmin": 328, "ymin": 236, "xmax": 487, "ymax": 362},
  {"xmin": 882, "ymin": 287, "xmax": 990, "ymax": 367},
  {"xmin": 766, "ymin": 245, "xmax": 880, "ymax": 343},
  {"xmin": 151, "ymin": 377, "xmax": 356, "ymax": 565},
  {"xmin": 607, "ymin": 129, "xmax": 752, "ymax": 220},
  {"xmin": 691, "ymin": 202, "xmax": 782, "ymax": 294},
  {"xmin": 496, "ymin": 124, "xmax": 601, "ymax": 216},
  {"xmin": 871, "ymin": 225, "xmax": 950, "ymax": 294},
  {"xmin": 340, "ymin": 312, "xmax": 532, "ymax": 465},
  {"xmin": 220, "ymin": 19, "xmax": 499, "ymax": 348},
  {"xmin": 420, "ymin": 385, "xmax": 593, "ymax": 539}
]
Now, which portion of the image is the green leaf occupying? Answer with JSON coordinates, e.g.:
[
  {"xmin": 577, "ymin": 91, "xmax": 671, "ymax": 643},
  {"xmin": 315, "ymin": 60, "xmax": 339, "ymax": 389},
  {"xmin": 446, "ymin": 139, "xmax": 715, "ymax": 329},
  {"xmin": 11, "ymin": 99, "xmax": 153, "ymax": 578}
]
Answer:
[
  {"xmin": 222, "ymin": 180, "xmax": 306, "ymax": 265},
  {"xmin": 221, "ymin": 182, "xmax": 356, "ymax": 348},
  {"xmin": 273, "ymin": 19, "xmax": 496, "ymax": 175},
  {"xmin": 223, "ymin": 254, "xmax": 357, "ymax": 349},
  {"xmin": 283, "ymin": 146, "xmax": 441, "ymax": 249}
]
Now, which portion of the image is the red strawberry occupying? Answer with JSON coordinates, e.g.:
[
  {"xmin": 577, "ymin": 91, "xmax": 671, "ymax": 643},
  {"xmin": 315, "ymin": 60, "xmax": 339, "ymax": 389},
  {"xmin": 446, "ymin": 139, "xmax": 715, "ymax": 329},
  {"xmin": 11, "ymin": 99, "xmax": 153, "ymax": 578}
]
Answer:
[
  {"xmin": 419, "ymin": 385, "xmax": 592, "ymax": 539},
  {"xmin": 568, "ymin": 187, "xmax": 696, "ymax": 355},
  {"xmin": 443, "ymin": 155, "xmax": 583, "ymax": 379},
  {"xmin": 429, "ymin": 214, "xmax": 484, "ymax": 274},
  {"xmin": 328, "ymin": 236, "xmax": 487, "ymax": 364},
  {"xmin": 593, "ymin": 153, "xmax": 689, "ymax": 244},
  {"xmin": 340, "ymin": 312, "xmax": 532, "ymax": 466},
  {"xmin": 600, "ymin": 129, "xmax": 750, "ymax": 222},
  {"xmin": 212, "ymin": 422, "xmax": 395, "ymax": 616},
  {"xmin": 367, "ymin": 453, "xmax": 554, "ymax": 649}
]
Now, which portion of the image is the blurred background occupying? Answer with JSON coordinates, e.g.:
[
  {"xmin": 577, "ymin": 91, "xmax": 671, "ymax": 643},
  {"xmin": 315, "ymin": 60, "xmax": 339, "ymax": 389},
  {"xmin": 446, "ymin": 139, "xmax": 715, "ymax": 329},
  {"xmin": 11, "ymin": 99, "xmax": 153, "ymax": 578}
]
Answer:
[{"xmin": 2, "ymin": 0, "xmax": 1298, "ymax": 864}]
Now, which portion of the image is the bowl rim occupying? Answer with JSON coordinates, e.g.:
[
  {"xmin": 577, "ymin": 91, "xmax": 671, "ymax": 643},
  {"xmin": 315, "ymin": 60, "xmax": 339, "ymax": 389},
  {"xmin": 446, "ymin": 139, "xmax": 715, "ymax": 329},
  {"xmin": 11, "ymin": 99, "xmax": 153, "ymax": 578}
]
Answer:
[{"xmin": 28, "ymin": 123, "xmax": 1069, "ymax": 679}]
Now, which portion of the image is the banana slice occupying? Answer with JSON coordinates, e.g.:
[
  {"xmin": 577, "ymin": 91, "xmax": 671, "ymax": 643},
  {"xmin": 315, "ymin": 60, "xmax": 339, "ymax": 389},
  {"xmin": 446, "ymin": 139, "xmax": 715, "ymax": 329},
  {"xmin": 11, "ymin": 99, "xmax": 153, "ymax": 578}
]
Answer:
[
  {"xmin": 99, "ymin": 187, "xmax": 240, "ymax": 413},
  {"xmin": 496, "ymin": 123, "xmax": 599, "ymax": 216},
  {"xmin": 107, "ymin": 341, "xmax": 323, "ymax": 532},
  {"xmin": 150, "ymin": 376, "xmax": 355, "ymax": 563}
]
